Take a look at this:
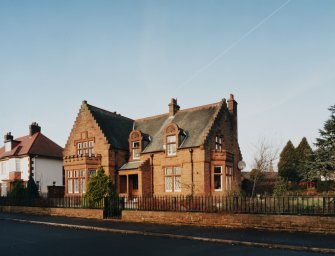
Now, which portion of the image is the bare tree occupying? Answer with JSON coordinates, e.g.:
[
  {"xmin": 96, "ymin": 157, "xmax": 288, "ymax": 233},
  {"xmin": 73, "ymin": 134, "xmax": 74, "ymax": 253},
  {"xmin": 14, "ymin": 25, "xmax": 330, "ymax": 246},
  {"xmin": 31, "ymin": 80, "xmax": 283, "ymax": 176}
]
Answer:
[{"xmin": 251, "ymin": 138, "xmax": 280, "ymax": 197}]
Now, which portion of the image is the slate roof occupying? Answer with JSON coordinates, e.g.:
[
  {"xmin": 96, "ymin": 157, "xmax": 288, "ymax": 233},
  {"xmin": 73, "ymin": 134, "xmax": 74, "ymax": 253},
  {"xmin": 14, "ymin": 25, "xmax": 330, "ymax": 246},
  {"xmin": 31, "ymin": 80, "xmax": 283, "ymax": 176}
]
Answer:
[
  {"xmin": 87, "ymin": 103, "xmax": 134, "ymax": 150},
  {"xmin": 84, "ymin": 100, "xmax": 223, "ymax": 153},
  {"xmin": 119, "ymin": 161, "xmax": 143, "ymax": 170},
  {"xmin": 135, "ymin": 102, "xmax": 222, "ymax": 153},
  {"xmin": 0, "ymin": 133, "xmax": 63, "ymax": 160}
]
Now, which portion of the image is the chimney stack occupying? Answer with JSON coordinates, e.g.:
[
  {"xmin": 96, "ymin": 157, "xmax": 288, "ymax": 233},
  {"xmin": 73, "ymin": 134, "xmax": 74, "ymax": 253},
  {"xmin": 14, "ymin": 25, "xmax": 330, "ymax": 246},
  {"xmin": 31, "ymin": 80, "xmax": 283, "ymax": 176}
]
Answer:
[
  {"xmin": 227, "ymin": 94, "xmax": 238, "ymax": 139},
  {"xmin": 29, "ymin": 122, "xmax": 41, "ymax": 136},
  {"xmin": 4, "ymin": 132, "xmax": 13, "ymax": 143},
  {"xmin": 168, "ymin": 98, "xmax": 180, "ymax": 116}
]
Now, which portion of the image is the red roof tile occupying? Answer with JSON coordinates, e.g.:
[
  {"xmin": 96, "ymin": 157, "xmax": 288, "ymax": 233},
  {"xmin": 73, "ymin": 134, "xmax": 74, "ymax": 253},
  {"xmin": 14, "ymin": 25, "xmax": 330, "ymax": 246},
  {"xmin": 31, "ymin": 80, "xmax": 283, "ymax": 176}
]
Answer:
[{"xmin": 0, "ymin": 133, "xmax": 63, "ymax": 159}]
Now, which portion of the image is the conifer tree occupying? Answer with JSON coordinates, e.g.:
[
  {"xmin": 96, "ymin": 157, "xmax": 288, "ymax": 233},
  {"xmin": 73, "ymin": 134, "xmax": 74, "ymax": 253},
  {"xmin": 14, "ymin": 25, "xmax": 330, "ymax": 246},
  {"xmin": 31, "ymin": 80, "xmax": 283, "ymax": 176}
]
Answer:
[
  {"xmin": 278, "ymin": 140, "xmax": 298, "ymax": 181},
  {"xmin": 295, "ymin": 137, "xmax": 313, "ymax": 180},
  {"xmin": 85, "ymin": 166, "xmax": 116, "ymax": 203},
  {"xmin": 26, "ymin": 173, "xmax": 40, "ymax": 198},
  {"xmin": 313, "ymin": 105, "xmax": 335, "ymax": 179}
]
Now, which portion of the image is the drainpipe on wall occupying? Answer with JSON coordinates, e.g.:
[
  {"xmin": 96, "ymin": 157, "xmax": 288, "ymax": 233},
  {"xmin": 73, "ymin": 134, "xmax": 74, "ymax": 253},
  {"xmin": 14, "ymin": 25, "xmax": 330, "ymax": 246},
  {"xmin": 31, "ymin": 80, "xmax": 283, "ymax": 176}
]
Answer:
[
  {"xmin": 189, "ymin": 149, "xmax": 194, "ymax": 196},
  {"xmin": 150, "ymin": 154, "xmax": 154, "ymax": 196},
  {"xmin": 114, "ymin": 150, "xmax": 118, "ymax": 190}
]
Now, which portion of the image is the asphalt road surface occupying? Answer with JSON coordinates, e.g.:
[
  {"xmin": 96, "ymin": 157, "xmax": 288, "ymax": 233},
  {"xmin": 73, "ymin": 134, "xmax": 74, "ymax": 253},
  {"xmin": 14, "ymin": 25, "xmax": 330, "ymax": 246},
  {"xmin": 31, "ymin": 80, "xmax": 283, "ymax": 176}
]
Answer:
[{"xmin": 0, "ymin": 220, "xmax": 333, "ymax": 256}]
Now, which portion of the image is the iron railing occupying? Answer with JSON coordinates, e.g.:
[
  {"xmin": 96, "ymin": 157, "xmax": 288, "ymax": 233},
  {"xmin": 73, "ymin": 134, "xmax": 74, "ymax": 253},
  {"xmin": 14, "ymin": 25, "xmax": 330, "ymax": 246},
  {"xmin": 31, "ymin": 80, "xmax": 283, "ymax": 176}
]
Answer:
[
  {"xmin": 0, "ymin": 196, "xmax": 104, "ymax": 209},
  {"xmin": 119, "ymin": 195, "xmax": 335, "ymax": 216},
  {"xmin": 1, "ymin": 195, "xmax": 335, "ymax": 217}
]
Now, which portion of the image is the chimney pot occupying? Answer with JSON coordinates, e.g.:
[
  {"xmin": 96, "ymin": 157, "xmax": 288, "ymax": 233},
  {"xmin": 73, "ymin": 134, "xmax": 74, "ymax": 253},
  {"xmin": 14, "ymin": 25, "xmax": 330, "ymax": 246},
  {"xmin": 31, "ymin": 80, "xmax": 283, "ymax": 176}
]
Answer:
[
  {"xmin": 4, "ymin": 132, "xmax": 13, "ymax": 143},
  {"xmin": 29, "ymin": 122, "xmax": 41, "ymax": 136}
]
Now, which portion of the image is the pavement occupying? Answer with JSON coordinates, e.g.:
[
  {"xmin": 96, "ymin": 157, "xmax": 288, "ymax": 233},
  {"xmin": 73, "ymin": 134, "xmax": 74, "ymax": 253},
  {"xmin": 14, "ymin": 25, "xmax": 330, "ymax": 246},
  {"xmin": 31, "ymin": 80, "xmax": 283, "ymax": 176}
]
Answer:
[{"xmin": 1, "ymin": 212, "xmax": 335, "ymax": 254}]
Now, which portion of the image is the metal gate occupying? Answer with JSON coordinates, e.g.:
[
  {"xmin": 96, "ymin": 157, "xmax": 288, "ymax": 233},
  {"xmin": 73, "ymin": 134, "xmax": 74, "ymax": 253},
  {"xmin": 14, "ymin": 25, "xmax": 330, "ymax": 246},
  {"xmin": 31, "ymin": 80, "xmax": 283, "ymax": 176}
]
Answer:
[{"xmin": 103, "ymin": 197, "xmax": 124, "ymax": 218}]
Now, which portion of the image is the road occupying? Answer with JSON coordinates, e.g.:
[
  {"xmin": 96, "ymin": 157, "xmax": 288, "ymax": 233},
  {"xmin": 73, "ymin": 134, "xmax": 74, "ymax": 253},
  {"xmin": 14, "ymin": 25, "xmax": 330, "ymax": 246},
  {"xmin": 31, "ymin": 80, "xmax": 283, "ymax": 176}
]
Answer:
[{"xmin": 0, "ymin": 219, "xmax": 334, "ymax": 256}]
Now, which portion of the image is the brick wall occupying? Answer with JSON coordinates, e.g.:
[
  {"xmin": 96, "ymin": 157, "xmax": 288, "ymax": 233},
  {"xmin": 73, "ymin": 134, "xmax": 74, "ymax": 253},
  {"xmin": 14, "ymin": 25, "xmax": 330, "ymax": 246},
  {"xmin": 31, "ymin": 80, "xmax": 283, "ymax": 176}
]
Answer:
[
  {"xmin": 0, "ymin": 206, "xmax": 103, "ymax": 219},
  {"xmin": 122, "ymin": 210, "xmax": 335, "ymax": 234}
]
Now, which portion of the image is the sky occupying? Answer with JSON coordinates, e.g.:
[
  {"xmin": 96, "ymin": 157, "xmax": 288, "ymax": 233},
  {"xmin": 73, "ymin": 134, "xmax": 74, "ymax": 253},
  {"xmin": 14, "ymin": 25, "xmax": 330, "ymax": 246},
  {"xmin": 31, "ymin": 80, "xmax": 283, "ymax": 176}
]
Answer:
[{"xmin": 0, "ymin": 0, "xmax": 334, "ymax": 170}]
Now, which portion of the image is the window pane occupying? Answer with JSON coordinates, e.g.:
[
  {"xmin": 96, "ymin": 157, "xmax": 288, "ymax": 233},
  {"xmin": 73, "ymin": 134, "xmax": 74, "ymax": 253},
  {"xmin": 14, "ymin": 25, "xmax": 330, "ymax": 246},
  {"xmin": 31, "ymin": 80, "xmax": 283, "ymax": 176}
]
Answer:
[
  {"xmin": 68, "ymin": 179, "xmax": 73, "ymax": 193},
  {"xmin": 88, "ymin": 170, "xmax": 96, "ymax": 177},
  {"xmin": 167, "ymin": 144, "xmax": 176, "ymax": 156},
  {"xmin": 68, "ymin": 170, "xmax": 73, "ymax": 178},
  {"xmin": 174, "ymin": 167, "xmax": 181, "ymax": 175},
  {"xmin": 165, "ymin": 176, "xmax": 172, "ymax": 192},
  {"xmin": 214, "ymin": 175, "xmax": 222, "ymax": 191},
  {"xmin": 174, "ymin": 176, "xmax": 181, "ymax": 192},
  {"xmin": 77, "ymin": 143, "xmax": 82, "ymax": 149},
  {"xmin": 133, "ymin": 141, "xmax": 140, "ymax": 148},
  {"xmin": 167, "ymin": 135, "xmax": 176, "ymax": 143},
  {"xmin": 89, "ymin": 141, "xmax": 94, "ymax": 147},
  {"xmin": 74, "ymin": 179, "xmax": 79, "ymax": 193},
  {"xmin": 133, "ymin": 148, "xmax": 140, "ymax": 159},
  {"xmin": 226, "ymin": 176, "xmax": 232, "ymax": 191},
  {"xmin": 214, "ymin": 166, "xmax": 222, "ymax": 174},
  {"xmin": 165, "ymin": 167, "xmax": 173, "ymax": 175},
  {"xmin": 83, "ymin": 142, "xmax": 88, "ymax": 148},
  {"xmin": 81, "ymin": 178, "xmax": 86, "ymax": 193}
]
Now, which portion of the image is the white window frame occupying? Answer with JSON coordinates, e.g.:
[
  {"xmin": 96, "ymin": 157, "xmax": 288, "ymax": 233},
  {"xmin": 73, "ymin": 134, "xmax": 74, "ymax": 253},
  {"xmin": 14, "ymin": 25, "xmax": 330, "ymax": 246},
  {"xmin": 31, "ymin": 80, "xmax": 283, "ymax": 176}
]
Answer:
[
  {"xmin": 67, "ymin": 170, "xmax": 73, "ymax": 194},
  {"xmin": 214, "ymin": 166, "xmax": 222, "ymax": 192},
  {"xmin": 132, "ymin": 141, "xmax": 140, "ymax": 160},
  {"xmin": 215, "ymin": 136, "xmax": 222, "ymax": 151},
  {"xmin": 164, "ymin": 167, "xmax": 181, "ymax": 192},
  {"xmin": 166, "ymin": 135, "xmax": 177, "ymax": 156}
]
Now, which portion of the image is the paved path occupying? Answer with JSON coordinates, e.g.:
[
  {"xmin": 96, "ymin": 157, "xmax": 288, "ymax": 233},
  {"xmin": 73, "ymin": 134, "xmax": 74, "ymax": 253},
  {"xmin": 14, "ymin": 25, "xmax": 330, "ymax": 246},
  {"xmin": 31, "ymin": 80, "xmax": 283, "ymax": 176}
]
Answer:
[{"xmin": 1, "ymin": 212, "xmax": 335, "ymax": 254}]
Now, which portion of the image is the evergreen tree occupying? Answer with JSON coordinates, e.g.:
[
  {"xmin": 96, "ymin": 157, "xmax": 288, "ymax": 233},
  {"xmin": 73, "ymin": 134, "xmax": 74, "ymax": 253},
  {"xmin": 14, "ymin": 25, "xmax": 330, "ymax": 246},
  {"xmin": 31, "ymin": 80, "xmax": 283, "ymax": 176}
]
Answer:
[
  {"xmin": 278, "ymin": 140, "xmax": 298, "ymax": 182},
  {"xmin": 295, "ymin": 137, "xmax": 313, "ymax": 180},
  {"xmin": 313, "ymin": 105, "xmax": 335, "ymax": 179},
  {"xmin": 85, "ymin": 166, "xmax": 116, "ymax": 203},
  {"xmin": 26, "ymin": 173, "xmax": 40, "ymax": 198}
]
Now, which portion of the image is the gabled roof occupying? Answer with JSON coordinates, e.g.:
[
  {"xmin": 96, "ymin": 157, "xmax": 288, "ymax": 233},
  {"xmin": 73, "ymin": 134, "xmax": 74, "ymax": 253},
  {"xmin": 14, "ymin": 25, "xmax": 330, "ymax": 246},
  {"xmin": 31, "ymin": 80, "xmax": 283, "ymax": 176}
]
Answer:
[
  {"xmin": 135, "ymin": 102, "xmax": 223, "ymax": 153},
  {"xmin": 87, "ymin": 103, "xmax": 134, "ymax": 150},
  {"xmin": 0, "ymin": 133, "xmax": 63, "ymax": 160},
  {"xmin": 83, "ymin": 100, "xmax": 225, "ymax": 153}
]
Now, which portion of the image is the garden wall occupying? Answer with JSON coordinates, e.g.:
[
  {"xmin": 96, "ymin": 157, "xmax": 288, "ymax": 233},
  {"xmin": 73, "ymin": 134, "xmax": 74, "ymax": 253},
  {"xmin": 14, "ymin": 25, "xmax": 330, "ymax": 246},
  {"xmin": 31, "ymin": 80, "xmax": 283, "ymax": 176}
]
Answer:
[
  {"xmin": 0, "ymin": 206, "xmax": 103, "ymax": 219},
  {"xmin": 122, "ymin": 210, "xmax": 335, "ymax": 234}
]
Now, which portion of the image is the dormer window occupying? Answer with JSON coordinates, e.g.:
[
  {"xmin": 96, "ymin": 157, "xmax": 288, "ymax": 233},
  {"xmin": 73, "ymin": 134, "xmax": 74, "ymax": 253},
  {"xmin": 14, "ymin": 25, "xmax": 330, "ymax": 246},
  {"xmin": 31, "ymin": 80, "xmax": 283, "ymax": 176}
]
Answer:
[
  {"xmin": 129, "ymin": 130, "xmax": 145, "ymax": 161},
  {"xmin": 132, "ymin": 141, "xmax": 140, "ymax": 160},
  {"xmin": 215, "ymin": 136, "xmax": 222, "ymax": 151},
  {"xmin": 166, "ymin": 135, "xmax": 177, "ymax": 156},
  {"xmin": 164, "ymin": 123, "xmax": 181, "ymax": 157}
]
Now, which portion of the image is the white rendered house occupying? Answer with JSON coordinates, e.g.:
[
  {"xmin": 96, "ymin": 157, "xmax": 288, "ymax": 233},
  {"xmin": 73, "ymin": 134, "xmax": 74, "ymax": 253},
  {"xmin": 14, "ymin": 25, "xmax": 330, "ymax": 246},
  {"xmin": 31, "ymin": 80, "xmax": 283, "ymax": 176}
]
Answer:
[{"xmin": 0, "ymin": 123, "xmax": 63, "ymax": 196}]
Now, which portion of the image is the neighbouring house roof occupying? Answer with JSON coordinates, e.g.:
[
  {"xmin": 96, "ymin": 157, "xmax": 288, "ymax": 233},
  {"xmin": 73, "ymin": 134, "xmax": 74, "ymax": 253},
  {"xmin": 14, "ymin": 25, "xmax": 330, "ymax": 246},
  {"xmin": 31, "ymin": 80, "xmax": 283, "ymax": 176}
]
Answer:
[
  {"xmin": 87, "ymin": 103, "xmax": 134, "ymax": 150},
  {"xmin": 119, "ymin": 161, "xmax": 143, "ymax": 170},
  {"xmin": 0, "ymin": 133, "xmax": 63, "ymax": 160},
  {"xmin": 134, "ymin": 102, "xmax": 222, "ymax": 153}
]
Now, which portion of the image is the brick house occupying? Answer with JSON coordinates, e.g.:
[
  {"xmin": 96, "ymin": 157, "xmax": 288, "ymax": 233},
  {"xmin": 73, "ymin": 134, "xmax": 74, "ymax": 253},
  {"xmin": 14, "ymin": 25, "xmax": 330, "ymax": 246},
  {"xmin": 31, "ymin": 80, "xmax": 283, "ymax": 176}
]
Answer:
[
  {"xmin": 0, "ymin": 123, "xmax": 63, "ymax": 196},
  {"xmin": 63, "ymin": 95, "xmax": 242, "ymax": 197}
]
